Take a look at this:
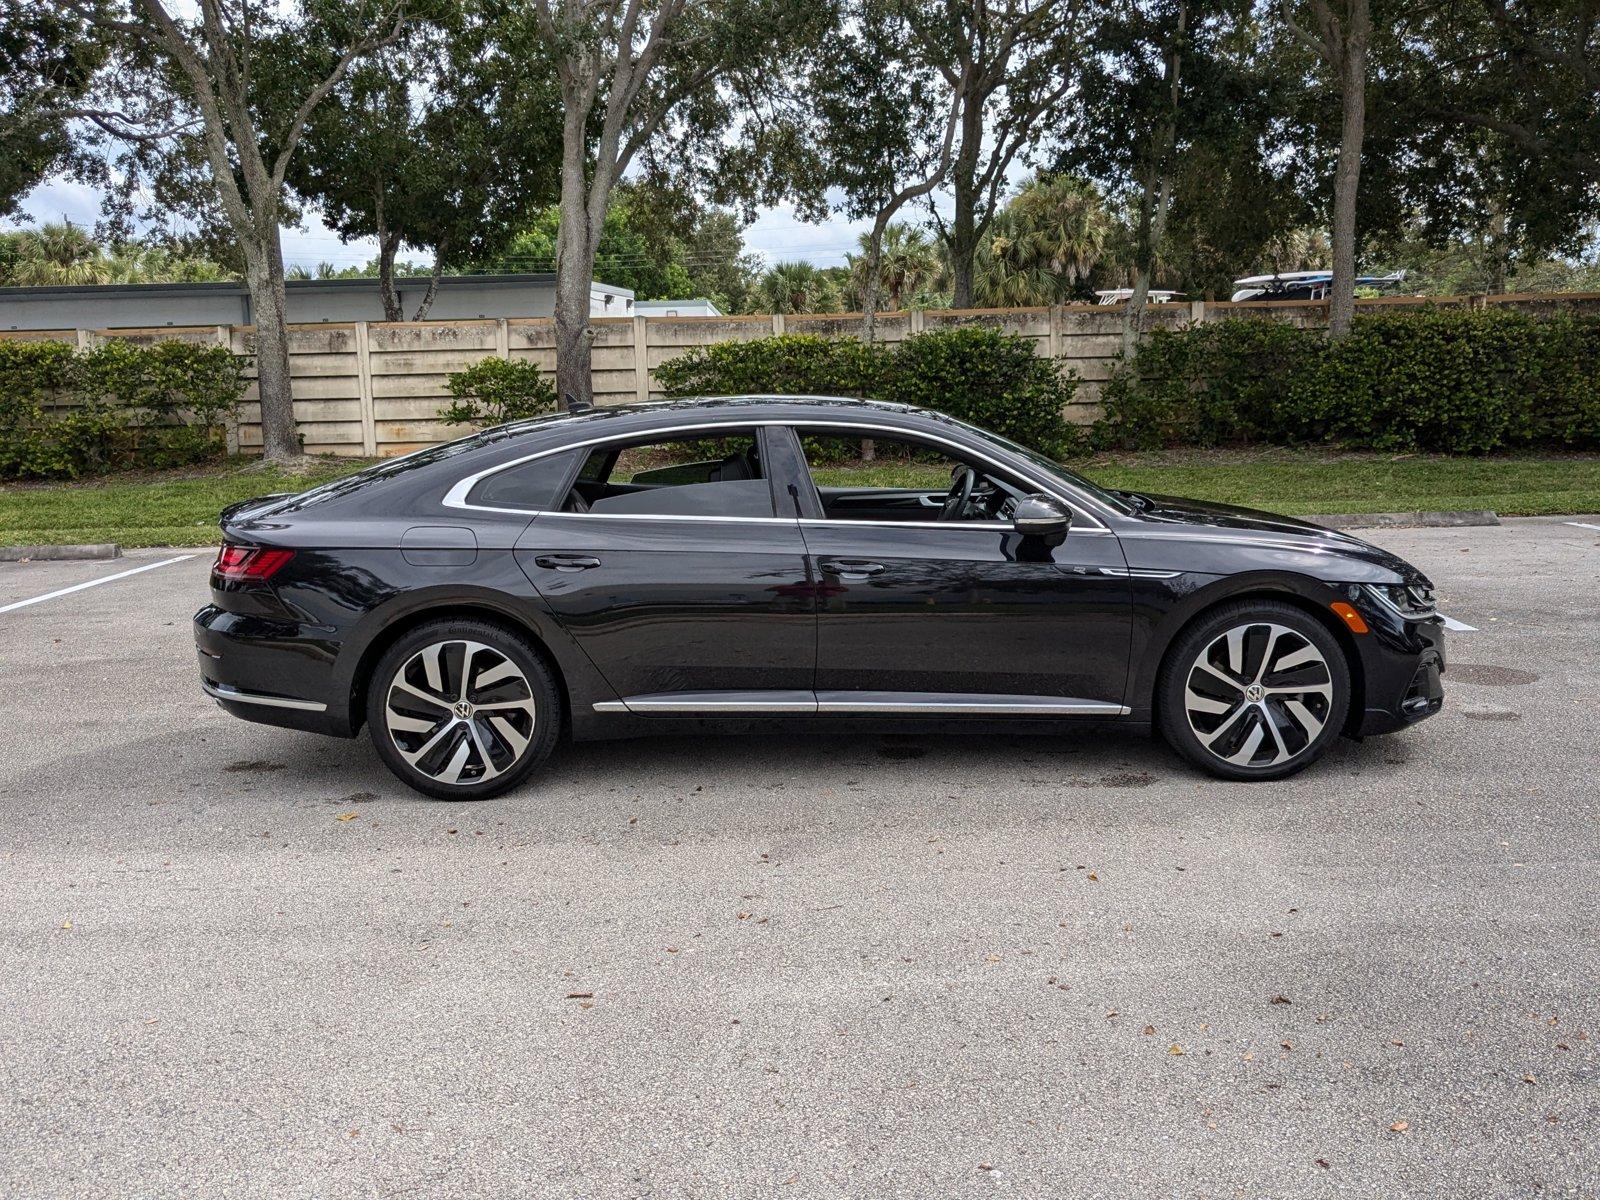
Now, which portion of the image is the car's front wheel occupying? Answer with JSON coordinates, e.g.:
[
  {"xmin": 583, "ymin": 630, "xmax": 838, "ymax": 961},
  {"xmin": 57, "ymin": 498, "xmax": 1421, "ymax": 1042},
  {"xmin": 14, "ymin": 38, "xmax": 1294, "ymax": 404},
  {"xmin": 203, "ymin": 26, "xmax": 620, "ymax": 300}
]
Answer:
[
  {"xmin": 366, "ymin": 619, "xmax": 560, "ymax": 800},
  {"xmin": 1158, "ymin": 600, "xmax": 1351, "ymax": 781}
]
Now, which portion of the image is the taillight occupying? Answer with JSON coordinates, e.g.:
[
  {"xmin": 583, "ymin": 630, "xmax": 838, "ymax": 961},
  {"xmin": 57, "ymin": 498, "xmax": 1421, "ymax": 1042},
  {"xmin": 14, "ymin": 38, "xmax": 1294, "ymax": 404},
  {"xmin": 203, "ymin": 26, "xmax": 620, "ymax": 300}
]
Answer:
[{"xmin": 214, "ymin": 543, "xmax": 294, "ymax": 581}]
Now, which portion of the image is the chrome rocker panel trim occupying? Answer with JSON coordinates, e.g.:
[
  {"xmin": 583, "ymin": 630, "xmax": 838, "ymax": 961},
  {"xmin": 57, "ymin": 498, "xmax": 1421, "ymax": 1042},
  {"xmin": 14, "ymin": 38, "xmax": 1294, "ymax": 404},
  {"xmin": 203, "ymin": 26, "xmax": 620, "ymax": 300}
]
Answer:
[{"xmin": 594, "ymin": 690, "xmax": 1130, "ymax": 716}]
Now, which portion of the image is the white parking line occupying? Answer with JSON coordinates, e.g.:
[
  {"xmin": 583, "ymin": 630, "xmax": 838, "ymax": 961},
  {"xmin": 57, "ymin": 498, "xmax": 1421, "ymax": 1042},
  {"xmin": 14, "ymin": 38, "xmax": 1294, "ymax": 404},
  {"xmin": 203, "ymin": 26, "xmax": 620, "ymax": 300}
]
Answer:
[
  {"xmin": 1439, "ymin": 614, "xmax": 1477, "ymax": 633},
  {"xmin": 0, "ymin": 555, "xmax": 199, "ymax": 615},
  {"xmin": 1564, "ymin": 521, "xmax": 1600, "ymax": 532}
]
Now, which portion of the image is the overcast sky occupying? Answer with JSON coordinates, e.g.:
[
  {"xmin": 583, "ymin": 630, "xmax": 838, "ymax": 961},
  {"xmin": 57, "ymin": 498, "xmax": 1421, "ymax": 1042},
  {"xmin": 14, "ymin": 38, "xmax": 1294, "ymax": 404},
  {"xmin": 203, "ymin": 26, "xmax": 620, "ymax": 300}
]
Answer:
[{"xmin": 5, "ymin": 175, "xmax": 904, "ymax": 274}]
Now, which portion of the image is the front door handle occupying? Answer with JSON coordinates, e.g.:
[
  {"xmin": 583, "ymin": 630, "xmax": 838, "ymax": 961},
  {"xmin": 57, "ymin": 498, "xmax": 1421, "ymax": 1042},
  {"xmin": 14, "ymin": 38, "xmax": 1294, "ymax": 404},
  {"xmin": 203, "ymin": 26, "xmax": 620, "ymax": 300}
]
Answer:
[
  {"xmin": 533, "ymin": 553, "xmax": 601, "ymax": 572},
  {"xmin": 819, "ymin": 558, "xmax": 886, "ymax": 577}
]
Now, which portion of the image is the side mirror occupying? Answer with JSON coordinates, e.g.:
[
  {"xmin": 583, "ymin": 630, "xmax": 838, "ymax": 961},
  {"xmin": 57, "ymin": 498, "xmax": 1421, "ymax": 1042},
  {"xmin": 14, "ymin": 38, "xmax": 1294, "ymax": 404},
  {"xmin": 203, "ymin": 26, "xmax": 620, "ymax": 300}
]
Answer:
[{"xmin": 1013, "ymin": 494, "xmax": 1071, "ymax": 547}]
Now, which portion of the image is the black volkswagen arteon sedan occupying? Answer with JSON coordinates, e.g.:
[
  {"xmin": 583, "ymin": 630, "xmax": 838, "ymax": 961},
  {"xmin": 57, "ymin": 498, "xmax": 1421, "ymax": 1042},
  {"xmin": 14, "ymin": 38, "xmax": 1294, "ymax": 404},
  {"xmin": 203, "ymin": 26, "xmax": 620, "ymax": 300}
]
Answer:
[{"xmin": 195, "ymin": 396, "xmax": 1445, "ymax": 799}]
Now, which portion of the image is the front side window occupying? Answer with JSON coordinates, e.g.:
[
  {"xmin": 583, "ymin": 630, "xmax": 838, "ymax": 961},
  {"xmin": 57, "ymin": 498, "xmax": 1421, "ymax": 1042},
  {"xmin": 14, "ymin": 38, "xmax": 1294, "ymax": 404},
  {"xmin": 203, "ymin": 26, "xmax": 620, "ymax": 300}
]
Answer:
[
  {"xmin": 799, "ymin": 429, "xmax": 1025, "ymax": 524},
  {"xmin": 568, "ymin": 430, "xmax": 775, "ymax": 518},
  {"xmin": 936, "ymin": 416, "xmax": 1131, "ymax": 515}
]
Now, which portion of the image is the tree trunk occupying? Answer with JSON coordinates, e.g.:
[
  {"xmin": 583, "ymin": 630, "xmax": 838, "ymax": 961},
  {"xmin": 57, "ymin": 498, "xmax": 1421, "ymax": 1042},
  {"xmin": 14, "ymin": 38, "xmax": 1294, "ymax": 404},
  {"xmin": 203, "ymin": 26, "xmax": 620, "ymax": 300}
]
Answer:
[
  {"xmin": 1120, "ymin": 182, "xmax": 1155, "ymax": 357},
  {"xmin": 860, "ymin": 220, "xmax": 886, "ymax": 344},
  {"xmin": 245, "ymin": 230, "xmax": 298, "ymax": 462},
  {"xmin": 554, "ymin": 212, "xmax": 600, "ymax": 408},
  {"xmin": 947, "ymin": 99, "xmax": 984, "ymax": 309},
  {"xmin": 553, "ymin": 89, "xmax": 610, "ymax": 408},
  {"xmin": 1121, "ymin": 172, "xmax": 1175, "ymax": 357},
  {"xmin": 1122, "ymin": 0, "xmax": 1185, "ymax": 358},
  {"xmin": 1328, "ymin": 0, "xmax": 1369, "ymax": 339},
  {"xmin": 948, "ymin": 179, "xmax": 979, "ymax": 309},
  {"xmin": 1485, "ymin": 201, "xmax": 1508, "ymax": 294},
  {"xmin": 377, "ymin": 231, "xmax": 403, "ymax": 323},
  {"xmin": 411, "ymin": 244, "xmax": 447, "ymax": 320}
]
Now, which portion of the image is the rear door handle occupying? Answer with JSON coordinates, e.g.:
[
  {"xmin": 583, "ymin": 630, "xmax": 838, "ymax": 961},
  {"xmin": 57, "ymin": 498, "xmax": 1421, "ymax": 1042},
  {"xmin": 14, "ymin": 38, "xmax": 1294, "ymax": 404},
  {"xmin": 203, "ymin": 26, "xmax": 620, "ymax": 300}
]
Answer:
[
  {"xmin": 819, "ymin": 558, "xmax": 886, "ymax": 577},
  {"xmin": 533, "ymin": 553, "xmax": 601, "ymax": 572}
]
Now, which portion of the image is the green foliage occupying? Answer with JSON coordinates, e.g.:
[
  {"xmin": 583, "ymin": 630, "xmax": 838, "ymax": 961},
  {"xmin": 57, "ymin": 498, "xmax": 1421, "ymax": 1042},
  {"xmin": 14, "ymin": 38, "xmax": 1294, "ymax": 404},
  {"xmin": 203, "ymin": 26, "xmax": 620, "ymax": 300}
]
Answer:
[
  {"xmin": 973, "ymin": 175, "xmax": 1112, "ymax": 306},
  {"xmin": 655, "ymin": 334, "xmax": 889, "ymax": 398},
  {"xmin": 472, "ymin": 183, "xmax": 762, "ymax": 313},
  {"xmin": 441, "ymin": 358, "xmax": 558, "ymax": 427},
  {"xmin": 0, "ymin": 339, "xmax": 245, "ymax": 479},
  {"xmin": 0, "ymin": 224, "xmax": 232, "ymax": 287},
  {"xmin": 888, "ymin": 327, "xmax": 1079, "ymax": 454},
  {"xmin": 1094, "ymin": 320, "xmax": 1324, "ymax": 448},
  {"xmin": 1096, "ymin": 310, "xmax": 1600, "ymax": 453},
  {"xmin": 655, "ymin": 328, "xmax": 1078, "ymax": 453}
]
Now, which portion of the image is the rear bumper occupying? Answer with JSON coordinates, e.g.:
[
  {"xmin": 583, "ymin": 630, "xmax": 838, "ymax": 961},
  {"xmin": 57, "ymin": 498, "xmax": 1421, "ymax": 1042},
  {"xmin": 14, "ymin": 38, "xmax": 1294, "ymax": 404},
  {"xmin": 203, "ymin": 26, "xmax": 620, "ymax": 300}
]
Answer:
[
  {"xmin": 194, "ymin": 604, "xmax": 352, "ymax": 736},
  {"xmin": 1350, "ymin": 601, "xmax": 1446, "ymax": 736}
]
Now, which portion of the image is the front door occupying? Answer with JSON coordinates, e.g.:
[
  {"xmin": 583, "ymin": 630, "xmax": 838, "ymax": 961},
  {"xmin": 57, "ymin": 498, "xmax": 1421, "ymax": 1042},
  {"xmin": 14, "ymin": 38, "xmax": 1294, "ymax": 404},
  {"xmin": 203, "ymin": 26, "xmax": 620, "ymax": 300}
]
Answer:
[
  {"xmin": 514, "ymin": 427, "xmax": 815, "ymax": 705},
  {"xmin": 783, "ymin": 426, "xmax": 1133, "ymax": 711}
]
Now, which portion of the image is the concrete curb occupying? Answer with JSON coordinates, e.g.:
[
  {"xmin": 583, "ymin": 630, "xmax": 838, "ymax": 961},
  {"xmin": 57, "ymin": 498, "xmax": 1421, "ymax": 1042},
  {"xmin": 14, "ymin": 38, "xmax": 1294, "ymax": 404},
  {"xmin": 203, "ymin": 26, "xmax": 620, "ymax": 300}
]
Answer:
[
  {"xmin": 1303, "ymin": 510, "xmax": 1500, "ymax": 531},
  {"xmin": 0, "ymin": 544, "xmax": 123, "ymax": 562}
]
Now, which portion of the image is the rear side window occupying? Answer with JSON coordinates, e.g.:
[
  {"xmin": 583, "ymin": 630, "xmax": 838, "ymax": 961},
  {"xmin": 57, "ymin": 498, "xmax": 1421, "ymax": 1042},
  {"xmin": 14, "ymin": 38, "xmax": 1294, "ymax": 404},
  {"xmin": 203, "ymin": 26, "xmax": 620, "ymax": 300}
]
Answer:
[
  {"xmin": 465, "ymin": 448, "xmax": 581, "ymax": 511},
  {"xmin": 578, "ymin": 429, "xmax": 777, "ymax": 518}
]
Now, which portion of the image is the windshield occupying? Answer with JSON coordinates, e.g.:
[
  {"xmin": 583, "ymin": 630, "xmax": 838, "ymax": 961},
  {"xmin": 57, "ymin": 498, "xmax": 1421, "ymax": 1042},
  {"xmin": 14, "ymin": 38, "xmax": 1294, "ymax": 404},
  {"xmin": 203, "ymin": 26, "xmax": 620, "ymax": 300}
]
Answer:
[{"xmin": 941, "ymin": 415, "xmax": 1134, "ymax": 515}]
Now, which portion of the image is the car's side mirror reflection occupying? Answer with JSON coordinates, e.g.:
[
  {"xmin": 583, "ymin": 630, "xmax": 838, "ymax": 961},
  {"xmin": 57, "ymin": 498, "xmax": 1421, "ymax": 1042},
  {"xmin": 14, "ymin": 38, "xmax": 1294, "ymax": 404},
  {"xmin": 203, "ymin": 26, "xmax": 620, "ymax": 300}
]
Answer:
[{"xmin": 1013, "ymin": 494, "xmax": 1071, "ymax": 547}]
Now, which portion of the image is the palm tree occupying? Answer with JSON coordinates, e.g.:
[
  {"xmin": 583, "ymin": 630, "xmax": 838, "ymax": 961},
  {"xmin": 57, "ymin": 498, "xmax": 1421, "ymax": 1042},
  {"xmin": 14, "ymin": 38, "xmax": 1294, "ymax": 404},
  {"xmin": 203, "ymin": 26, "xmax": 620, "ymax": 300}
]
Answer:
[
  {"xmin": 973, "ymin": 176, "xmax": 1113, "ymax": 306},
  {"xmin": 847, "ymin": 224, "xmax": 941, "ymax": 312},
  {"xmin": 757, "ymin": 261, "xmax": 843, "ymax": 314},
  {"xmin": 6, "ymin": 221, "xmax": 114, "ymax": 286}
]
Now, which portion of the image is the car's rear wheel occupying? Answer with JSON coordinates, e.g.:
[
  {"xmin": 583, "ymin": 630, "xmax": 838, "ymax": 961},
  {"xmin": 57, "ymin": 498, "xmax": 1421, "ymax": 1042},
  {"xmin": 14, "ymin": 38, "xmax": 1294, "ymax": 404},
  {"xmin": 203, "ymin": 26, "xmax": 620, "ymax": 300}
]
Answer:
[
  {"xmin": 1158, "ymin": 600, "xmax": 1350, "ymax": 781},
  {"xmin": 366, "ymin": 620, "xmax": 560, "ymax": 800}
]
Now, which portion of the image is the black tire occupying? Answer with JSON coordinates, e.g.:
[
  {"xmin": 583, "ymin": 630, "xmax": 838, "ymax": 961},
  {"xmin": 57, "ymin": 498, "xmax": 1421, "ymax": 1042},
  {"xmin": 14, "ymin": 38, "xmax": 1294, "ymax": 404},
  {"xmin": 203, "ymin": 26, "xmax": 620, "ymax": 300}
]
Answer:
[
  {"xmin": 1157, "ymin": 600, "xmax": 1351, "ymax": 782},
  {"xmin": 365, "ymin": 619, "xmax": 561, "ymax": 800}
]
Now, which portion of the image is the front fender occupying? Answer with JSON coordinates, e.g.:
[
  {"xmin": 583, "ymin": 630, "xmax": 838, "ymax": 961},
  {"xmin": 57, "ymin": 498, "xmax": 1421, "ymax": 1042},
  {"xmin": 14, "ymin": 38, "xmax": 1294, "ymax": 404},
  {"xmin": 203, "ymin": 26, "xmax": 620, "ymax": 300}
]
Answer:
[{"xmin": 1122, "ymin": 569, "xmax": 1362, "ymax": 725}]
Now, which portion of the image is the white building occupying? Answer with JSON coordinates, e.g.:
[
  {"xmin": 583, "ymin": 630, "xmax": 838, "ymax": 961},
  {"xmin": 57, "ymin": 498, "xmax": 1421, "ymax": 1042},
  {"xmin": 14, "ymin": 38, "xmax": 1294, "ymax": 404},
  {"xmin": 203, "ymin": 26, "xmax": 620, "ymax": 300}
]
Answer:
[
  {"xmin": 632, "ymin": 298, "xmax": 723, "ymax": 318},
  {"xmin": 0, "ymin": 273, "xmax": 634, "ymax": 331}
]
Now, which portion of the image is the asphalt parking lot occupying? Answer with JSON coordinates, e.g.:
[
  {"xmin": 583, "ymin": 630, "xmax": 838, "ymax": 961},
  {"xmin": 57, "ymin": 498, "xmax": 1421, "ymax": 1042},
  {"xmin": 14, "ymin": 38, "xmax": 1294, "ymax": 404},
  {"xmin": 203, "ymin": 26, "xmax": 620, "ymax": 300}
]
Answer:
[{"xmin": 2, "ymin": 519, "xmax": 1597, "ymax": 1199}]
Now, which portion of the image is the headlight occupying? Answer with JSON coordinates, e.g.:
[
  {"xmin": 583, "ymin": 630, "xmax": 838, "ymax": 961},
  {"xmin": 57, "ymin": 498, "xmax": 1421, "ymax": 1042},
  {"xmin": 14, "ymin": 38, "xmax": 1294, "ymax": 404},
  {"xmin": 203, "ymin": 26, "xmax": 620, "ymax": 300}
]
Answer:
[{"xmin": 1363, "ymin": 583, "xmax": 1437, "ymax": 619}]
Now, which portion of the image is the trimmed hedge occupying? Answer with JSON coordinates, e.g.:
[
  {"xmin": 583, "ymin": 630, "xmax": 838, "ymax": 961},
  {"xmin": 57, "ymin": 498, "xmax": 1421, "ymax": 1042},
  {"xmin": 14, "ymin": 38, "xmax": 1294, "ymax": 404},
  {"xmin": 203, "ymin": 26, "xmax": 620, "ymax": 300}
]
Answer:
[
  {"xmin": 0, "ymin": 339, "xmax": 246, "ymax": 479},
  {"xmin": 441, "ymin": 357, "xmax": 558, "ymax": 427},
  {"xmin": 1095, "ymin": 309, "xmax": 1600, "ymax": 454},
  {"xmin": 654, "ymin": 328, "xmax": 1078, "ymax": 454}
]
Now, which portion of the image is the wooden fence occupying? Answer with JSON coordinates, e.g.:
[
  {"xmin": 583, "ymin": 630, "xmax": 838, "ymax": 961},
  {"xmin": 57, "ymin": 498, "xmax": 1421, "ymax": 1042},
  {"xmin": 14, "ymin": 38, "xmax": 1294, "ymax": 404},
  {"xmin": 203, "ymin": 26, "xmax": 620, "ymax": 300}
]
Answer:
[{"xmin": 6, "ymin": 291, "xmax": 1599, "ymax": 457}]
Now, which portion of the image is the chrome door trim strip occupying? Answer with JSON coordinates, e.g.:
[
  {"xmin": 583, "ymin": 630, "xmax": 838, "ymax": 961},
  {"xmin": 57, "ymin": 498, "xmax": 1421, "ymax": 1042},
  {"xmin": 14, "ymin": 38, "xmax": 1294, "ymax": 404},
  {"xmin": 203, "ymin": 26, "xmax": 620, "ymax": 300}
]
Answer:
[
  {"xmin": 443, "ymin": 418, "xmax": 1114, "ymax": 530},
  {"xmin": 593, "ymin": 689, "xmax": 819, "ymax": 714},
  {"xmin": 815, "ymin": 691, "xmax": 1129, "ymax": 715},
  {"xmin": 593, "ymin": 689, "xmax": 1130, "ymax": 717},
  {"xmin": 203, "ymin": 680, "xmax": 328, "ymax": 712}
]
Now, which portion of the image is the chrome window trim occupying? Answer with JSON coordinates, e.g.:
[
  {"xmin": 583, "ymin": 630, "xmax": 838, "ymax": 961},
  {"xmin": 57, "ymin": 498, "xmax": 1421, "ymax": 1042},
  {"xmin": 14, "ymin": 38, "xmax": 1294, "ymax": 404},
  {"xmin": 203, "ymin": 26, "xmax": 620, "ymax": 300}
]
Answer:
[
  {"xmin": 442, "ymin": 417, "xmax": 1113, "ymax": 531},
  {"xmin": 535, "ymin": 510, "xmax": 795, "ymax": 526}
]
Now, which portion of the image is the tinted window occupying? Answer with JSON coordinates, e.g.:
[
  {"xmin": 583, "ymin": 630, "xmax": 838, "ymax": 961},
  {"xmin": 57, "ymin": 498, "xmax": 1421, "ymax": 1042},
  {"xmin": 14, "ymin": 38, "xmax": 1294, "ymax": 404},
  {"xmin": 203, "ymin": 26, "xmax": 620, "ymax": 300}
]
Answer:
[
  {"xmin": 577, "ymin": 430, "xmax": 774, "ymax": 518},
  {"xmin": 466, "ymin": 448, "xmax": 581, "ymax": 511},
  {"xmin": 589, "ymin": 478, "xmax": 775, "ymax": 518}
]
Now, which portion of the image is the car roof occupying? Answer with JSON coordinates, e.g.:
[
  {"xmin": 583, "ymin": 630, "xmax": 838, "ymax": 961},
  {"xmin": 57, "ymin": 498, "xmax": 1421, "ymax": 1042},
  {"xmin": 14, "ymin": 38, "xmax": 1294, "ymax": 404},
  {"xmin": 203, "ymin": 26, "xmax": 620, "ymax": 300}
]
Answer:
[{"xmin": 507, "ymin": 394, "xmax": 916, "ymax": 430}]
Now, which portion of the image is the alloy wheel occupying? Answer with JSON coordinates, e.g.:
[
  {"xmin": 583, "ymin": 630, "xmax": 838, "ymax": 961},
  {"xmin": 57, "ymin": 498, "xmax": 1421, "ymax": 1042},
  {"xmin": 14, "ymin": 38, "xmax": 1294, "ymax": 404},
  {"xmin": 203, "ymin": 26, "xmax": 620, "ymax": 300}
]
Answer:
[
  {"xmin": 384, "ymin": 639, "xmax": 537, "ymax": 786},
  {"xmin": 1182, "ymin": 622, "xmax": 1334, "ymax": 769}
]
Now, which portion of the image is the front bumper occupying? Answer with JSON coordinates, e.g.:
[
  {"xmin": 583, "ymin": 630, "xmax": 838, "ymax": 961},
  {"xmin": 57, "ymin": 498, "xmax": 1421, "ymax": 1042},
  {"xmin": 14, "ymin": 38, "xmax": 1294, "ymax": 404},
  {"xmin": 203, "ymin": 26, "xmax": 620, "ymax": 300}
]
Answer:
[
  {"xmin": 1348, "ymin": 592, "xmax": 1446, "ymax": 736},
  {"xmin": 194, "ymin": 604, "xmax": 351, "ymax": 736}
]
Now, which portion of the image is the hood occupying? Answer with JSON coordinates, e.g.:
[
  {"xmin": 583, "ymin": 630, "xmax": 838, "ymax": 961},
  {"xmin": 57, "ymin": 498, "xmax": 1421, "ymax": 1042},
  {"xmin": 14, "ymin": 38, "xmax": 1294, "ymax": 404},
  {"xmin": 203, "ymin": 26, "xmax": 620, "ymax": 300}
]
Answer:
[{"xmin": 1118, "ymin": 492, "xmax": 1432, "ymax": 587}]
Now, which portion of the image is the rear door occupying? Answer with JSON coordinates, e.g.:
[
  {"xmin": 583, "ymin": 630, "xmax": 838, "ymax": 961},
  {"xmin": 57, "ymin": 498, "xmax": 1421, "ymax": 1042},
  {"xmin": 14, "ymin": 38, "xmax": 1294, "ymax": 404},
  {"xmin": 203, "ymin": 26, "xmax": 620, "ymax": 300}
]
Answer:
[{"xmin": 514, "ymin": 426, "xmax": 816, "ymax": 705}]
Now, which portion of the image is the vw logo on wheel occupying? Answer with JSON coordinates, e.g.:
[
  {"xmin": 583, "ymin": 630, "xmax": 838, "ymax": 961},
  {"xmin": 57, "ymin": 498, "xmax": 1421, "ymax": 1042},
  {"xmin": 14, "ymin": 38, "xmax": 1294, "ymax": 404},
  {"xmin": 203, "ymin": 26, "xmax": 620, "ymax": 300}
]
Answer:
[{"xmin": 453, "ymin": 700, "xmax": 474, "ymax": 720}]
